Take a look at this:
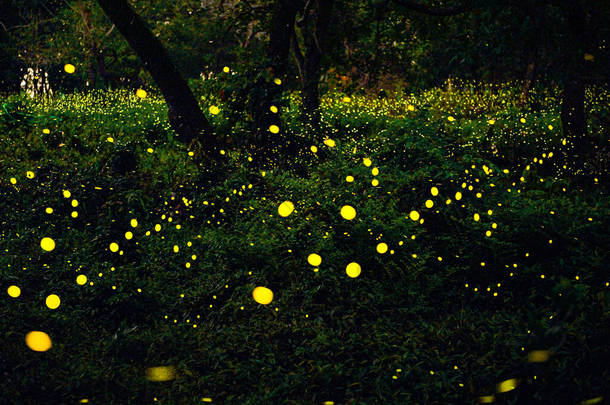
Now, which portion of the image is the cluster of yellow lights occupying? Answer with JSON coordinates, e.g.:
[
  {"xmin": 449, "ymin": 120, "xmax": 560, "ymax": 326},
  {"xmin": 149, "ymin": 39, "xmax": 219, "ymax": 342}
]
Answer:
[{"xmin": 3, "ymin": 78, "xmax": 606, "ymax": 405}]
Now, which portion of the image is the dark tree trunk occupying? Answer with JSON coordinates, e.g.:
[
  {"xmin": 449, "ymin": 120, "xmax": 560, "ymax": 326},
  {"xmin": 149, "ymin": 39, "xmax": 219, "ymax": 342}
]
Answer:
[
  {"xmin": 253, "ymin": 0, "xmax": 300, "ymax": 136},
  {"xmin": 561, "ymin": 76, "xmax": 586, "ymax": 143},
  {"xmin": 559, "ymin": 0, "xmax": 596, "ymax": 158},
  {"xmin": 95, "ymin": 0, "xmax": 212, "ymax": 147},
  {"xmin": 302, "ymin": 0, "xmax": 334, "ymax": 125},
  {"xmin": 269, "ymin": 0, "xmax": 301, "ymax": 80},
  {"xmin": 519, "ymin": 53, "xmax": 536, "ymax": 107}
]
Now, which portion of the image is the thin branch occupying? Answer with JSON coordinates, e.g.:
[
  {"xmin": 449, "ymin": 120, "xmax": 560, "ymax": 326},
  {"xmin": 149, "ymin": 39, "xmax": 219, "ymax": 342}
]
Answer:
[
  {"xmin": 297, "ymin": 0, "xmax": 315, "ymax": 27},
  {"xmin": 290, "ymin": 29, "xmax": 305, "ymax": 87},
  {"xmin": 104, "ymin": 24, "xmax": 116, "ymax": 37}
]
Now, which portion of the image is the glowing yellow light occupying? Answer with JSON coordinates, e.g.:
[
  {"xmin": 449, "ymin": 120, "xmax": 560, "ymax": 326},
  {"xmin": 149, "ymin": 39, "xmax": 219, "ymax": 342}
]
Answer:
[
  {"xmin": 155, "ymin": 224, "xmax": 161, "ymax": 232},
  {"xmin": 42, "ymin": 128, "xmax": 50, "ymax": 134},
  {"xmin": 310, "ymin": 145, "xmax": 318, "ymax": 153},
  {"xmin": 278, "ymin": 201, "xmax": 294, "ymax": 217},
  {"xmin": 340, "ymin": 205, "xmax": 356, "ymax": 220},
  {"xmin": 40, "ymin": 237, "xmax": 56, "ymax": 252},
  {"xmin": 125, "ymin": 231, "xmax": 133, "ymax": 240},
  {"xmin": 307, "ymin": 253, "xmax": 322, "ymax": 266},
  {"xmin": 273, "ymin": 78, "xmax": 282, "ymax": 85},
  {"xmin": 407, "ymin": 104, "xmax": 415, "ymax": 111},
  {"xmin": 147, "ymin": 148, "xmax": 154, "ymax": 153},
  {"xmin": 431, "ymin": 187, "xmax": 439, "ymax": 196},
  {"xmin": 10, "ymin": 177, "xmax": 17, "ymax": 184},
  {"xmin": 107, "ymin": 137, "xmax": 114, "ymax": 143},
  {"xmin": 455, "ymin": 191, "xmax": 462, "ymax": 200},
  {"xmin": 363, "ymin": 158, "xmax": 372, "ymax": 167},
  {"xmin": 376, "ymin": 243, "xmax": 388, "ymax": 254},
  {"xmin": 371, "ymin": 167, "xmax": 379, "ymax": 176},
  {"xmin": 488, "ymin": 119, "xmax": 495, "ymax": 125},
  {"xmin": 109, "ymin": 242, "xmax": 119, "ymax": 252},
  {"xmin": 136, "ymin": 89, "xmax": 147, "ymax": 99},
  {"xmin": 209, "ymin": 105, "xmax": 220, "ymax": 115},
  {"xmin": 520, "ymin": 118, "xmax": 526, "ymax": 123},
  {"xmin": 26, "ymin": 171, "xmax": 35, "ymax": 179},
  {"xmin": 223, "ymin": 66, "xmax": 230, "ymax": 73},
  {"xmin": 409, "ymin": 210, "xmax": 420, "ymax": 221},
  {"xmin": 528, "ymin": 350, "xmax": 550, "ymax": 362},
  {"xmin": 581, "ymin": 397, "xmax": 603, "ymax": 405},
  {"xmin": 64, "ymin": 64, "xmax": 75, "ymax": 74},
  {"xmin": 346, "ymin": 175, "xmax": 354, "ymax": 183},
  {"xmin": 474, "ymin": 213, "xmax": 480, "ymax": 221},
  {"xmin": 146, "ymin": 366, "xmax": 176, "ymax": 382},
  {"xmin": 252, "ymin": 286, "xmax": 273, "ymax": 305},
  {"xmin": 343, "ymin": 96, "xmax": 351, "ymax": 102},
  {"xmin": 548, "ymin": 124, "xmax": 553, "ymax": 130},
  {"xmin": 270, "ymin": 105, "xmax": 278, "ymax": 113},
  {"xmin": 269, "ymin": 125, "xmax": 280, "ymax": 134},
  {"xmin": 346, "ymin": 262, "xmax": 361, "ymax": 278},
  {"xmin": 478, "ymin": 395, "xmax": 495, "ymax": 403},
  {"xmin": 371, "ymin": 179, "xmax": 379, "ymax": 186},
  {"xmin": 45, "ymin": 294, "xmax": 60, "ymax": 309},
  {"xmin": 7, "ymin": 285, "xmax": 21, "ymax": 298},
  {"xmin": 25, "ymin": 331, "xmax": 52, "ymax": 352},
  {"xmin": 76, "ymin": 275, "xmax": 87, "ymax": 285},
  {"xmin": 497, "ymin": 378, "xmax": 518, "ymax": 393},
  {"xmin": 324, "ymin": 138, "xmax": 336, "ymax": 147},
  {"xmin": 425, "ymin": 200, "xmax": 433, "ymax": 208},
  {"xmin": 71, "ymin": 211, "xmax": 78, "ymax": 218},
  {"xmin": 447, "ymin": 116, "xmax": 455, "ymax": 122},
  {"xmin": 173, "ymin": 245, "xmax": 179, "ymax": 253},
  {"xmin": 130, "ymin": 219, "xmax": 138, "ymax": 228},
  {"xmin": 202, "ymin": 398, "xmax": 213, "ymax": 403}
]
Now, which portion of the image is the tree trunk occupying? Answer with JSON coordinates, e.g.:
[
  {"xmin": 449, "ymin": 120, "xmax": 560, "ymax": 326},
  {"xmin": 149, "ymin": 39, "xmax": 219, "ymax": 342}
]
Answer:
[
  {"xmin": 519, "ymin": 55, "xmax": 536, "ymax": 106},
  {"xmin": 302, "ymin": 0, "xmax": 334, "ymax": 125},
  {"xmin": 253, "ymin": 0, "xmax": 300, "ymax": 136},
  {"xmin": 559, "ymin": 0, "xmax": 597, "ymax": 163},
  {"xmin": 95, "ymin": 0, "xmax": 212, "ymax": 147},
  {"xmin": 560, "ymin": 76, "xmax": 586, "ymax": 141}
]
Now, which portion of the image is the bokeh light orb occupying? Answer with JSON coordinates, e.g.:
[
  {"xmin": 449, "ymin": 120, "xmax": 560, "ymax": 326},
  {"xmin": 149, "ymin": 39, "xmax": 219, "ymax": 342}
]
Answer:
[
  {"xmin": 7, "ymin": 285, "xmax": 21, "ymax": 298},
  {"xmin": 146, "ymin": 366, "xmax": 176, "ymax": 382},
  {"xmin": 25, "ymin": 331, "xmax": 52, "ymax": 352},
  {"xmin": 340, "ymin": 205, "xmax": 356, "ymax": 220},
  {"xmin": 40, "ymin": 237, "xmax": 56, "ymax": 252},
  {"xmin": 307, "ymin": 253, "xmax": 322, "ymax": 266},
  {"xmin": 252, "ymin": 286, "xmax": 273, "ymax": 305},
  {"xmin": 278, "ymin": 201, "xmax": 294, "ymax": 217},
  {"xmin": 346, "ymin": 262, "xmax": 361, "ymax": 278},
  {"xmin": 46, "ymin": 294, "xmax": 61, "ymax": 309},
  {"xmin": 64, "ymin": 64, "xmax": 75, "ymax": 74}
]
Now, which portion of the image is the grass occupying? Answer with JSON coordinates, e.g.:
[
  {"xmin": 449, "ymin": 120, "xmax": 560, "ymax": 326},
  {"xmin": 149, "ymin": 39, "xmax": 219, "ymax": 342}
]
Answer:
[{"xmin": 0, "ymin": 81, "xmax": 608, "ymax": 404}]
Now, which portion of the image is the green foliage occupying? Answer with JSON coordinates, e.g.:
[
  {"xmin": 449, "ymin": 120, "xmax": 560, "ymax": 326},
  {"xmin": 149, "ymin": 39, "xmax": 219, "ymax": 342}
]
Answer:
[{"xmin": 1, "ymin": 83, "xmax": 608, "ymax": 403}]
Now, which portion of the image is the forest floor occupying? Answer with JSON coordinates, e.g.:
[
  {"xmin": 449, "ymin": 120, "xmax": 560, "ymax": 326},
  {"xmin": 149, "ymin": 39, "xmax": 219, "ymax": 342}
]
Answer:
[{"xmin": 0, "ymin": 82, "xmax": 608, "ymax": 404}]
